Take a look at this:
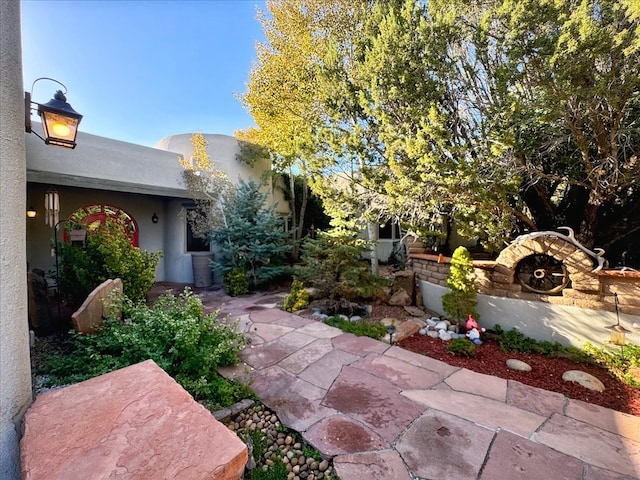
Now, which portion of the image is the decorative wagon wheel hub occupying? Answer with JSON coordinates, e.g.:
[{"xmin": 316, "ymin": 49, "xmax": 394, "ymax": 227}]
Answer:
[{"xmin": 516, "ymin": 254, "xmax": 570, "ymax": 295}]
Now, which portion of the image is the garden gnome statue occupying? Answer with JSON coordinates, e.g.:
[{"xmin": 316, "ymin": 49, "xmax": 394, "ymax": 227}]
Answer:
[{"xmin": 465, "ymin": 315, "xmax": 485, "ymax": 345}]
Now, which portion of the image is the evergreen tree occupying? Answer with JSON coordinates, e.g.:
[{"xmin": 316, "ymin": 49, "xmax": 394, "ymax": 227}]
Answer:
[
  {"xmin": 210, "ymin": 178, "xmax": 291, "ymax": 289},
  {"xmin": 442, "ymin": 246, "xmax": 479, "ymax": 328}
]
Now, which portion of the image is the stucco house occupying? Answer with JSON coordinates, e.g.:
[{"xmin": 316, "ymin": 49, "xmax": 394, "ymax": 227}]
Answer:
[{"xmin": 25, "ymin": 129, "xmax": 288, "ymax": 286}]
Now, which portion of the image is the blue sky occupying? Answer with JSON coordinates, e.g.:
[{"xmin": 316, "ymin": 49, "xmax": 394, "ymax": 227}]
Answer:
[{"xmin": 21, "ymin": 0, "xmax": 266, "ymax": 147}]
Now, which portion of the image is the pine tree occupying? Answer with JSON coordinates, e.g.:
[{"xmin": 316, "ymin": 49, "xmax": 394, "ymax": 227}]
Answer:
[
  {"xmin": 210, "ymin": 179, "xmax": 291, "ymax": 289},
  {"xmin": 441, "ymin": 246, "xmax": 479, "ymax": 328}
]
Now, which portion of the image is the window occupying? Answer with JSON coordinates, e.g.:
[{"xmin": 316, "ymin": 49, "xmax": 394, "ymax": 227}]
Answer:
[
  {"xmin": 185, "ymin": 207, "xmax": 209, "ymax": 252},
  {"xmin": 379, "ymin": 222, "xmax": 400, "ymax": 240}
]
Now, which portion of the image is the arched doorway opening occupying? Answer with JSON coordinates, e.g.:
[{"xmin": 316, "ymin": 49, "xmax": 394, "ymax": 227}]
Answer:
[{"xmin": 64, "ymin": 204, "xmax": 138, "ymax": 246}]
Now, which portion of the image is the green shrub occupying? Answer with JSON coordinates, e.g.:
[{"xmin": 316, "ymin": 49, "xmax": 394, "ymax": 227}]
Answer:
[
  {"xmin": 223, "ymin": 267, "xmax": 250, "ymax": 296},
  {"xmin": 441, "ymin": 246, "xmax": 479, "ymax": 327},
  {"xmin": 582, "ymin": 342, "xmax": 640, "ymax": 388},
  {"xmin": 248, "ymin": 459, "xmax": 289, "ymax": 480},
  {"xmin": 296, "ymin": 231, "xmax": 389, "ymax": 301},
  {"xmin": 282, "ymin": 279, "xmax": 309, "ymax": 312},
  {"xmin": 447, "ymin": 338, "xmax": 477, "ymax": 357},
  {"xmin": 498, "ymin": 328, "xmax": 563, "ymax": 357},
  {"xmin": 41, "ymin": 289, "xmax": 251, "ymax": 408},
  {"xmin": 210, "ymin": 179, "xmax": 292, "ymax": 289},
  {"xmin": 325, "ymin": 316, "xmax": 387, "ymax": 339},
  {"xmin": 57, "ymin": 220, "xmax": 161, "ymax": 308}
]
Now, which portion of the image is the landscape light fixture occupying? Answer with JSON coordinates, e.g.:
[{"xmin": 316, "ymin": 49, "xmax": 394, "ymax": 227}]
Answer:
[
  {"xmin": 605, "ymin": 293, "xmax": 630, "ymax": 347},
  {"xmin": 25, "ymin": 77, "xmax": 83, "ymax": 149}
]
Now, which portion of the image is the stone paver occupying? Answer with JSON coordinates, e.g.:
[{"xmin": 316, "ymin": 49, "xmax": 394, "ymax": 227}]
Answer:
[
  {"xmin": 305, "ymin": 414, "xmax": 387, "ymax": 456},
  {"xmin": 396, "ymin": 411, "xmax": 494, "ymax": 480},
  {"xmin": 249, "ymin": 365, "xmax": 337, "ymax": 433},
  {"xmin": 506, "ymin": 380, "xmax": 567, "ymax": 417},
  {"xmin": 384, "ymin": 345, "xmax": 460, "ymax": 376},
  {"xmin": 402, "ymin": 388, "xmax": 547, "ymax": 437},
  {"xmin": 352, "ymin": 353, "xmax": 445, "ymax": 389},
  {"xmin": 278, "ymin": 338, "xmax": 334, "ymax": 374},
  {"xmin": 333, "ymin": 450, "xmax": 412, "ymax": 480},
  {"xmin": 240, "ymin": 331, "xmax": 316, "ymax": 369},
  {"xmin": 565, "ymin": 398, "xmax": 640, "ymax": 442},
  {"xmin": 298, "ymin": 349, "xmax": 361, "ymax": 390},
  {"xmin": 445, "ymin": 368, "xmax": 508, "ymax": 401},
  {"xmin": 323, "ymin": 366, "xmax": 424, "ymax": 443},
  {"xmin": 332, "ymin": 333, "xmax": 389, "ymax": 355},
  {"xmin": 536, "ymin": 413, "xmax": 640, "ymax": 478},
  {"xmin": 481, "ymin": 430, "xmax": 584, "ymax": 480}
]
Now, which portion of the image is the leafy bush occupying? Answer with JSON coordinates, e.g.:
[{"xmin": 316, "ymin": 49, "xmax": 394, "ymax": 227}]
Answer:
[
  {"xmin": 296, "ymin": 231, "xmax": 388, "ymax": 301},
  {"xmin": 441, "ymin": 246, "xmax": 479, "ymax": 326},
  {"xmin": 582, "ymin": 342, "xmax": 640, "ymax": 388},
  {"xmin": 447, "ymin": 338, "xmax": 477, "ymax": 357},
  {"xmin": 324, "ymin": 316, "xmax": 387, "ymax": 339},
  {"xmin": 41, "ymin": 289, "xmax": 251, "ymax": 408},
  {"xmin": 223, "ymin": 267, "xmax": 250, "ymax": 297},
  {"xmin": 57, "ymin": 220, "xmax": 161, "ymax": 308},
  {"xmin": 282, "ymin": 279, "xmax": 309, "ymax": 312},
  {"xmin": 498, "ymin": 328, "xmax": 563, "ymax": 357}
]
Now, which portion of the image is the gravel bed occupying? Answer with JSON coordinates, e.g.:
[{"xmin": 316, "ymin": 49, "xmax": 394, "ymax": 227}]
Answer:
[{"xmin": 223, "ymin": 403, "xmax": 336, "ymax": 479}]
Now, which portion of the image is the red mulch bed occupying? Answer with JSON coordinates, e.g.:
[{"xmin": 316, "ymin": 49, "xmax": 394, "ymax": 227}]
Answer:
[{"xmin": 398, "ymin": 333, "xmax": 640, "ymax": 416}]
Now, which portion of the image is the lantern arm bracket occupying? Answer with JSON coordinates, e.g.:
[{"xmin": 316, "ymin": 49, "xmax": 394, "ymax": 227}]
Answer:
[{"xmin": 24, "ymin": 77, "xmax": 82, "ymax": 149}]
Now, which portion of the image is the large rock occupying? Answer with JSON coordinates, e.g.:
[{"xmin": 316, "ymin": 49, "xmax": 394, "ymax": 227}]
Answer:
[
  {"xmin": 393, "ymin": 271, "xmax": 416, "ymax": 299},
  {"xmin": 71, "ymin": 278, "xmax": 123, "ymax": 334},
  {"xmin": 506, "ymin": 359, "xmax": 532, "ymax": 372},
  {"xmin": 562, "ymin": 370, "xmax": 605, "ymax": 392},
  {"xmin": 388, "ymin": 288, "xmax": 412, "ymax": 306},
  {"xmin": 21, "ymin": 360, "xmax": 248, "ymax": 480}
]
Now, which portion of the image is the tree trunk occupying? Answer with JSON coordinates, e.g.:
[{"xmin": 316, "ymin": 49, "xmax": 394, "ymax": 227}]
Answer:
[{"xmin": 367, "ymin": 221, "xmax": 379, "ymax": 276}]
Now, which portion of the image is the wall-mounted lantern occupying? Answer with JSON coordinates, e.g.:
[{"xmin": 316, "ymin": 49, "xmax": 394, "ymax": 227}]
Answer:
[
  {"xmin": 151, "ymin": 213, "xmax": 159, "ymax": 224},
  {"xmin": 25, "ymin": 77, "xmax": 83, "ymax": 149},
  {"xmin": 26, "ymin": 206, "xmax": 36, "ymax": 218},
  {"xmin": 605, "ymin": 293, "xmax": 630, "ymax": 347}
]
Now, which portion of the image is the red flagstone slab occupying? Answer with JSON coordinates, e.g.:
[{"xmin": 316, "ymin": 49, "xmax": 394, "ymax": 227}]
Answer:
[
  {"xmin": 296, "ymin": 321, "xmax": 344, "ymax": 338},
  {"xmin": 278, "ymin": 338, "xmax": 334, "ymax": 374},
  {"xmin": 250, "ymin": 322, "xmax": 295, "ymax": 342},
  {"xmin": 323, "ymin": 366, "xmax": 423, "ymax": 443},
  {"xmin": 248, "ymin": 366, "xmax": 337, "ymax": 433},
  {"xmin": 395, "ymin": 411, "xmax": 494, "ymax": 480},
  {"xmin": 585, "ymin": 465, "xmax": 640, "ymax": 480},
  {"xmin": 305, "ymin": 414, "xmax": 387, "ymax": 456},
  {"xmin": 240, "ymin": 331, "xmax": 316, "ymax": 369},
  {"xmin": 332, "ymin": 333, "xmax": 389, "ymax": 356},
  {"xmin": 445, "ymin": 368, "xmax": 507, "ymax": 401},
  {"xmin": 402, "ymin": 389, "xmax": 546, "ymax": 437},
  {"xmin": 333, "ymin": 450, "xmax": 412, "ymax": 480},
  {"xmin": 250, "ymin": 308, "xmax": 311, "ymax": 327},
  {"xmin": 384, "ymin": 345, "xmax": 460, "ymax": 376},
  {"xmin": 352, "ymin": 354, "xmax": 445, "ymax": 389},
  {"xmin": 506, "ymin": 380, "xmax": 567, "ymax": 417},
  {"xmin": 298, "ymin": 349, "xmax": 361, "ymax": 390},
  {"xmin": 535, "ymin": 413, "xmax": 640, "ymax": 478},
  {"xmin": 565, "ymin": 398, "xmax": 640, "ymax": 442},
  {"xmin": 21, "ymin": 360, "xmax": 247, "ymax": 480},
  {"xmin": 482, "ymin": 430, "xmax": 583, "ymax": 480}
]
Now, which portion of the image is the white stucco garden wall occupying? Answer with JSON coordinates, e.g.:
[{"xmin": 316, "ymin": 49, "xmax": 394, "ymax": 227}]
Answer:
[
  {"xmin": 419, "ymin": 279, "xmax": 640, "ymax": 348},
  {"xmin": 0, "ymin": 1, "xmax": 32, "ymax": 477}
]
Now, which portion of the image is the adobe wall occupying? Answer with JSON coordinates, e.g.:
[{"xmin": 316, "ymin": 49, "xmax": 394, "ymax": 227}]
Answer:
[{"xmin": 407, "ymin": 234, "xmax": 640, "ymax": 347}]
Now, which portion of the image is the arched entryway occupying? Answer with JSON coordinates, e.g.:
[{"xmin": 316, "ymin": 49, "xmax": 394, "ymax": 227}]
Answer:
[{"xmin": 64, "ymin": 204, "xmax": 139, "ymax": 246}]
